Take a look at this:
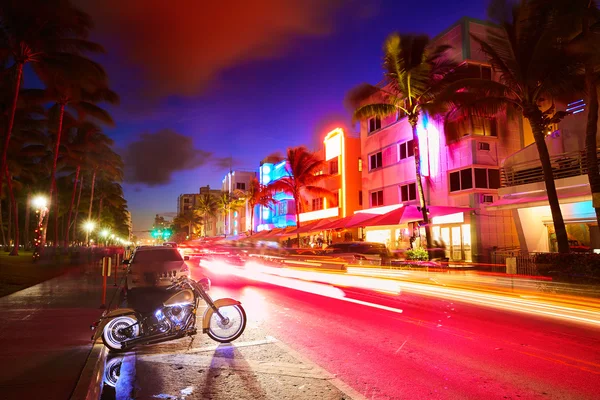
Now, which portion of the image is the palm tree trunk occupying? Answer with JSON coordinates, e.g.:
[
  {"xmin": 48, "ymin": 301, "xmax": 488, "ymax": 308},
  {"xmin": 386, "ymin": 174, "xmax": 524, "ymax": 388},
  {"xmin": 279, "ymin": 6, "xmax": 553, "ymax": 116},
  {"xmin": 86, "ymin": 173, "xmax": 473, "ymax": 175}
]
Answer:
[
  {"xmin": 7, "ymin": 184, "xmax": 12, "ymax": 249},
  {"xmin": 86, "ymin": 169, "xmax": 97, "ymax": 243},
  {"xmin": 250, "ymin": 206, "xmax": 255, "ymax": 235},
  {"xmin": 53, "ymin": 184, "xmax": 59, "ymax": 248},
  {"xmin": 6, "ymin": 167, "xmax": 19, "ymax": 256},
  {"xmin": 583, "ymin": 16, "xmax": 600, "ymax": 228},
  {"xmin": 295, "ymin": 197, "xmax": 301, "ymax": 245},
  {"xmin": 529, "ymin": 116, "xmax": 570, "ymax": 253},
  {"xmin": 64, "ymin": 166, "xmax": 80, "ymax": 249},
  {"xmin": 0, "ymin": 199, "xmax": 6, "ymax": 247},
  {"xmin": 410, "ymin": 118, "xmax": 433, "ymax": 251},
  {"xmin": 49, "ymin": 103, "xmax": 66, "ymax": 249},
  {"xmin": 24, "ymin": 191, "xmax": 30, "ymax": 250},
  {"xmin": 72, "ymin": 173, "xmax": 84, "ymax": 243},
  {"xmin": 0, "ymin": 62, "xmax": 24, "ymax": 200}
]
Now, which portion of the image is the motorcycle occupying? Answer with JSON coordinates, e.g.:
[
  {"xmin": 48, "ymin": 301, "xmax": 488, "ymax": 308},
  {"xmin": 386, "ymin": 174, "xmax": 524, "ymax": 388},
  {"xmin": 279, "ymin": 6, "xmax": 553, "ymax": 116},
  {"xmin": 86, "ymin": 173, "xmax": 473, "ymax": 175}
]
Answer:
[{"xmin": 91, "ymin": 276, "xmax": 246, "ymax": 352}]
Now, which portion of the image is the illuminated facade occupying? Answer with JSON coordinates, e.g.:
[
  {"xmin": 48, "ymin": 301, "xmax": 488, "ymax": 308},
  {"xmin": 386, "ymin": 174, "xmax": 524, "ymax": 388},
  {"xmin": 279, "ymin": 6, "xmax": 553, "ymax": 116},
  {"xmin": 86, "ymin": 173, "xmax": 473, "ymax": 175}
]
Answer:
[
  {"xmin": 296, "ymin": 128, "xmax": 362, "ymax": 242},
  {"xmin": 488, "ymin": 96, "xmax": 600, "ymax": 252},
  {"xmin": 256, "ymin": 159, "xmax": 296, "ymax": 231},
  {"xmin": 220, "ymin": 170, "xmax": 256, "ymax": 236},
  {"xmin": 357, "ymin": 18, "xmax": 523, "ymax": 262}
]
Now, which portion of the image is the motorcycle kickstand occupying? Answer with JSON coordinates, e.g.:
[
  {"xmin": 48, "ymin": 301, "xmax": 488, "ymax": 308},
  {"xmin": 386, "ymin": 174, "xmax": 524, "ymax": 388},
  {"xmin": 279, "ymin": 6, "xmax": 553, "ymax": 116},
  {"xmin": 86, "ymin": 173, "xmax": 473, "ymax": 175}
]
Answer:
[{"xmin": 187, "ymin": 334, "xmax": 195, "ymax": 351}]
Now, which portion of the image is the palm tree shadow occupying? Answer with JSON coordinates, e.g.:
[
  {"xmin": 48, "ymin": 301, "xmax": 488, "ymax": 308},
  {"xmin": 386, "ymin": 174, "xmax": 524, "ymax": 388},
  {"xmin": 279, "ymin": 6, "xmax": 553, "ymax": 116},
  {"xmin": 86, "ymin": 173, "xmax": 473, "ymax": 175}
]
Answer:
[{"xmin": 201, "ymin": 344, "xmax": 267, "ymax": 399}]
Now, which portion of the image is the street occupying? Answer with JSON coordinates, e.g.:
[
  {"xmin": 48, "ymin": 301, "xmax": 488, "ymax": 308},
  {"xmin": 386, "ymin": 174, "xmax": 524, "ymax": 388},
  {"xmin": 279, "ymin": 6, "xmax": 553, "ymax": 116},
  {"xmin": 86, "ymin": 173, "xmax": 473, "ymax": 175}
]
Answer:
[{"xmin": 102, "ymin": 263, "xmax": 600, "ymax": 399}]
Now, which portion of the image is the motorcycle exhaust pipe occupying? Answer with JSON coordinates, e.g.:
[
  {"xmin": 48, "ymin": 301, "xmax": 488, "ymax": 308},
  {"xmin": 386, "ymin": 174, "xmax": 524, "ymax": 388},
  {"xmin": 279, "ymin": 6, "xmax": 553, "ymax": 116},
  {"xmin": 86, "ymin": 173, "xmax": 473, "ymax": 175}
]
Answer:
[{"xmin": 122, "ymin": 331, "xmax": 175, "ymax": 349}]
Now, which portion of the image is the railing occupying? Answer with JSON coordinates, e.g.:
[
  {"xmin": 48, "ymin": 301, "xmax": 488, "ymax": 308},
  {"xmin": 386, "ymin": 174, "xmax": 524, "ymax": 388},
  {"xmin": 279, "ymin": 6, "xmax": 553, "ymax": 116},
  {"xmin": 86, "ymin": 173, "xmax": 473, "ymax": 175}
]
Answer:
[
  {"xmin": 500, "ymin": 149, "xmax": 600, "ymax": 187},
  {"xmin": 490, "ymin": 249, "xmax": 539, "ymax": 275}
]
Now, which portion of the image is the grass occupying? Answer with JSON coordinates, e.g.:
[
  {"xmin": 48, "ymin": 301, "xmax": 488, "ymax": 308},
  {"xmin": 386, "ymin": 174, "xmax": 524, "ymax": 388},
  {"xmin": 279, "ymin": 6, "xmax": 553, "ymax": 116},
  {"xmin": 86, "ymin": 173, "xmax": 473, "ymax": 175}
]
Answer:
[{"xmin": 0, "ymin": 250, "xmax": 77, "ymax": 297}]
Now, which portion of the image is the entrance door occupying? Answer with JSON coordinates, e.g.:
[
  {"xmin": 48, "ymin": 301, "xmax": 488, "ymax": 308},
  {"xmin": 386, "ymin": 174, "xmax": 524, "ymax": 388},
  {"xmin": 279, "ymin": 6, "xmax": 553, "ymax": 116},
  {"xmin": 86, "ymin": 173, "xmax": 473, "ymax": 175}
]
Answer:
[
  {"xmin": 441, "ymin": 227, "xmax": 451, "ymax": 260},
  {"xmin": 451, "ymin": 226, "xmax": 462, "ymax": 260}
]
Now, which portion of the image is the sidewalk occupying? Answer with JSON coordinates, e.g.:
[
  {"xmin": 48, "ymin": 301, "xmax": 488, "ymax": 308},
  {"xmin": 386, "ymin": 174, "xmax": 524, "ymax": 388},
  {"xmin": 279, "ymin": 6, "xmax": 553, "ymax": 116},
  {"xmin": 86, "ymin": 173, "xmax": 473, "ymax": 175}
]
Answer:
[{"xmin": 0, "ymin": 258, "xmax": 122, "ymax": 400}]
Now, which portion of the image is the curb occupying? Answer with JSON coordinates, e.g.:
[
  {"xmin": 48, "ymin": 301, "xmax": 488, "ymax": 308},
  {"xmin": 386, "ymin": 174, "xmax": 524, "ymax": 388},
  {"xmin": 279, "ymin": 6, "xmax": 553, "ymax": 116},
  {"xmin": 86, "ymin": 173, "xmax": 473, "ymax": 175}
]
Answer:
[{"xmin": 70, "ymin": 340, "xmax": 107, "ymax": 400}]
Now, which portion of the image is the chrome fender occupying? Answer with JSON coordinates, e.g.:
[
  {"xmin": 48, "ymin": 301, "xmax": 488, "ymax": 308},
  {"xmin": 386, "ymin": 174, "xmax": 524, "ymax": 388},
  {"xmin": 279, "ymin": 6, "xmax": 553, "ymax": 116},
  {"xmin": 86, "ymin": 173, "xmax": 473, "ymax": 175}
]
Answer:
[
  {"xmin": 202, "ymin": 298, "xmax": 241, "ymax": 332},
  {"xmin": 92, "ymin": 308, "xmax": 139, "ymax": 341}
]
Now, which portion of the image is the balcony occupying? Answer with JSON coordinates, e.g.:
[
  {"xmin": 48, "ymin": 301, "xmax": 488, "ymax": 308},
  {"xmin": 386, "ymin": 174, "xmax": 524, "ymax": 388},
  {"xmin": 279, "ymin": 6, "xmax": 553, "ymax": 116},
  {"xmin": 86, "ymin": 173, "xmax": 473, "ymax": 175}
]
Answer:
[{"xmin": 500, "ymin": 149, "xmax": 600, "ymax": 188}]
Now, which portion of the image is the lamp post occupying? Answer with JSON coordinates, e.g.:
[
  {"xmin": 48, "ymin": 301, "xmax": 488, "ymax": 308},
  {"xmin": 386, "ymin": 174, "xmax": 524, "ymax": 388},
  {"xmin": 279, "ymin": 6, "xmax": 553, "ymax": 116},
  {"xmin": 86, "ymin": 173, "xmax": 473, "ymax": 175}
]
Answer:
[
  {"xmin": 32, "ymin": 196, "xmax": 49, "ymax": 261},
  {"xmin": 100, "ymin": 229, "xmax": 110, "ymax": 247},
  {"xmin": 83, "ymin": 220, "xmax": 96, "ymax": 246}
]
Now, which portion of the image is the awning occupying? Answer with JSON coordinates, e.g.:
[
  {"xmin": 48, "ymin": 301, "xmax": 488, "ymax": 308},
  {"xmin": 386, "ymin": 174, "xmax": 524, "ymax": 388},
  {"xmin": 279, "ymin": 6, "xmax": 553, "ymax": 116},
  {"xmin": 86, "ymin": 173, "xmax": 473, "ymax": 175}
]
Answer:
[
  {"xmin": 348, "ymin": 205, "xmax": 472, "ymax": 228},
  {"xmin": 319, "ymin": 212, "xmax": 380, "ymax": 230},
  {"xmin": 486, "ymin": 189, "xmax": 591, "ymax": 211}
]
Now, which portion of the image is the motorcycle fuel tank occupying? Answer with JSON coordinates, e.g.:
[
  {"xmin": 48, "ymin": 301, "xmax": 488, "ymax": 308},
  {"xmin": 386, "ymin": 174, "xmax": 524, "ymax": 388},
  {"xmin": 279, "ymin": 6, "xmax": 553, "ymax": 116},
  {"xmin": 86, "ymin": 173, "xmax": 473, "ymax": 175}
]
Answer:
[{"xmin": 164, "ymin": 289, "xmax": 194, "ymax": 306}]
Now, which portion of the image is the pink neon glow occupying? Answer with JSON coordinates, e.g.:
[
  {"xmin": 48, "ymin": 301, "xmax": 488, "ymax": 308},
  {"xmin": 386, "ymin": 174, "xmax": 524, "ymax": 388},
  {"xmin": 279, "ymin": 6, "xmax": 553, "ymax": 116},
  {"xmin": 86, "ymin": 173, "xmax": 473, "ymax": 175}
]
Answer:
[{"xmin": 417, "ymin": 116, "xmax": 440, "ymax": 178}]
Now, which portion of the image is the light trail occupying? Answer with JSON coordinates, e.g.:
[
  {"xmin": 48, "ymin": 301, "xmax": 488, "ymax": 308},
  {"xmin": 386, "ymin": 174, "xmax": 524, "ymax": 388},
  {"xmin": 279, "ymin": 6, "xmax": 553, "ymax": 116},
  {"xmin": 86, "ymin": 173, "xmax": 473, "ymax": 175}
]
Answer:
[{"xmin": 200, "ymin": 258, "xmax": 600, "ymax": 327}]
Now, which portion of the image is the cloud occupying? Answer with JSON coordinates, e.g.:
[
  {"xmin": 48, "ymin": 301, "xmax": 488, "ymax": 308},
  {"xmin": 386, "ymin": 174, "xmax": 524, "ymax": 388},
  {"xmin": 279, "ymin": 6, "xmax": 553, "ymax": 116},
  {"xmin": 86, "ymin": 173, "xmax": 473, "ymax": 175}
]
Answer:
[
  {"xmin": 78, "ymin": 0, "xmax": 344, "ymax": 98},
  {"xmin": 123, "ymin": 129, "xmax": 213, "ymax": 186}
]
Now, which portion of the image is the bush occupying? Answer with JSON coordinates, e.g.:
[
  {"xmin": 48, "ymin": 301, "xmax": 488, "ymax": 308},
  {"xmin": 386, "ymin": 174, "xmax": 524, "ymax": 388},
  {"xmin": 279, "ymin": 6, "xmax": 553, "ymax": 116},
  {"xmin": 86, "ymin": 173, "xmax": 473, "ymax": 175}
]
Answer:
[
  {"xmin": 405, "ymin": 247, "xmax": 429, "ymax": 261},
  {"xmin": 532, "ymin": 252, "xmax": 600, "ymax": 284}
]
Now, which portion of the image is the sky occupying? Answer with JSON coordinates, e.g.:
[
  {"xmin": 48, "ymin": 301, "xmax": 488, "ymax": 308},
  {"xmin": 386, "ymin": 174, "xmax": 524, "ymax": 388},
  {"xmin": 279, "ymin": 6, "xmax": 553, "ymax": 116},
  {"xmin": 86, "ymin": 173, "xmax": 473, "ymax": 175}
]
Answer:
[{"xmin": 72, "ymin": 0, "xmax": 487, "ymax": 235}]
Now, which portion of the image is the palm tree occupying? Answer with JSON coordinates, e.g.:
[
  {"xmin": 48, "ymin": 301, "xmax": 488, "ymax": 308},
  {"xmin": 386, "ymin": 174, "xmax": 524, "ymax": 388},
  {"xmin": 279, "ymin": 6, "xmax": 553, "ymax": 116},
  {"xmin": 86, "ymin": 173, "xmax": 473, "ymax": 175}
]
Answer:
[
  {"xmin": 173, "ymin": 211, "xmax": 202, "ymax": 239},
  {"xmin": 0, "ymin": 0, "xmax": 103, "ymax": 199},
  {"xmin": 196, "ymin": 193, "xmax": 217, "ymax": 237},
  {"xmin": 216, "ymin": 192, "xmax": 234, "ymax": 236},
  {"xmin": 245, "ymin": 177, "xmax": 275, "ymax": 235},
  {"xmin": 442, "ymin": 0, "xmax": 581, "ymax": 253},
  {"xmin": 29, "ymin": 65, "xmax": 118, "ymax": 247},
  {"xmin": 548, "ymin": 0, "xmax": 600, "ymax": 227},
  {"xmin": 350, "ymin": 34, "xmax": 458, "ymax": 250},
  {"xmin": 266, "ymin": 146, "xmax": 334, "ymax": 243}
]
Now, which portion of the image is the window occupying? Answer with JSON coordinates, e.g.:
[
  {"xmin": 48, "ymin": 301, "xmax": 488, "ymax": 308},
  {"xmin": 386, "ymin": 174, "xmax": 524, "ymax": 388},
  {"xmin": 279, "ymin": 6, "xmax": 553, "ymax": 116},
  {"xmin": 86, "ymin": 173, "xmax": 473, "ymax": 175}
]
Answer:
[
  {"xmin": 329, "ymin": 158, "xmax": 339, "ymax": 175},
  {"xmin": 333, "ymin": 192, "xmax": 339, "ymax": 207},
  {"xmin": 451, "ymin": 168, "xmax": 500, "ymax": 192},
  {"xmin": 371, "ymin": 190, "xmax": 384, "ymax": 207},
  {"xmin": 368, "ymin": 117, "xmax": 381, "ymax": 133},
  {"xmin": 472, "ymin": 116, "xmax": 497, "ymax": 136},
  {"xmin": 358, "ymin": 191, "xmax": 363, "ymax": 206},
  {"xmin": 460, "ymin": 169, "xmax": 473, "ymax": 190},
  {"xmin": 358, "ymin": 158, "xmax": 363, "ymax": 172},
  {"xmin": 312, "ymin": 198, "xmax": 324, "ymax": 211},
  {"xmin": 400, "ymin": 183, "xmax": 417, "ymax": 202},
  {"xmin": 481, "ymin": 194, "xmax": 494, "ymax": 203},
  {"xmin": 369, "ymin": 152, "xmax": 383, "ymax": 170},
  {"xmin": 236, "ymin": 182, "xmax": 246, "ymax": 190},
  {"xmin": 398, "ymin": 140, "xmax": 415, "ymax": 160},
  {"xmin": 478, "ymin": 142, "xmax": 491, "ymax": 151}
]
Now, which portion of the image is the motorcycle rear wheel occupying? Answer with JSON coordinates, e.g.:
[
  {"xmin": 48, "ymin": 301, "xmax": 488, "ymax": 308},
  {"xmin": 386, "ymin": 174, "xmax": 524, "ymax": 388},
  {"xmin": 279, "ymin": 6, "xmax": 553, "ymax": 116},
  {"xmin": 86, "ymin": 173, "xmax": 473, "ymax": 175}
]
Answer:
[
  {"xmin": 102, "ymin": 316, "xmax": 139, "ymax": 352},
  {"xmin": 206, "ymin": 304, "xmax": 246, "ymax": 343}
]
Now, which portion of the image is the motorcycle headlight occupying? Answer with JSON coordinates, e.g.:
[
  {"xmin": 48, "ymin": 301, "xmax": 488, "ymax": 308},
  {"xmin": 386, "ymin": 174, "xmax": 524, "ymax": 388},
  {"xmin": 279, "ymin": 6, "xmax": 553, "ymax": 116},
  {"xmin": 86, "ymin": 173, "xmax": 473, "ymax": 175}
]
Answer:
[{"xmin": 199, "ymin": 277, "xmax": 211, "ymax": 292}]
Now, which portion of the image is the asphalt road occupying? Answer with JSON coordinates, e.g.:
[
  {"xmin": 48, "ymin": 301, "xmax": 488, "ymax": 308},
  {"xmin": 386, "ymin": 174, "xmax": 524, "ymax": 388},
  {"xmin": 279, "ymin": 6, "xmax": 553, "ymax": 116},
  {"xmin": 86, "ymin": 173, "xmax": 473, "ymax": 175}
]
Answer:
[{"xmin": 105, "ymin": 265, "xmax": 600, "ymax": 399}]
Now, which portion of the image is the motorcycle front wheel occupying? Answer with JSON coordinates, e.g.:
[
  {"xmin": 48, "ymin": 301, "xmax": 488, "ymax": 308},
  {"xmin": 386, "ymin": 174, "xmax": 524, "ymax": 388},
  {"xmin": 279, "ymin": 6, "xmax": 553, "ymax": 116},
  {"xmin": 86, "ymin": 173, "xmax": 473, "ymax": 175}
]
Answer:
[
  {"xmin": 102, "ymin": 316, "xmax": 139, "ymax": 352},
  {"xmin": 206, "ymin": 304, "xmax": 246, "ymax": 343}
]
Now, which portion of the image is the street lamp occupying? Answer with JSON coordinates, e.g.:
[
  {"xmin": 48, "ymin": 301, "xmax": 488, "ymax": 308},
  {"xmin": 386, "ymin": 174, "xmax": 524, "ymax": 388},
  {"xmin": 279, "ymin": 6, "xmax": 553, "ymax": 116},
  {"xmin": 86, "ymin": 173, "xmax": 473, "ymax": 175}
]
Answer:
[
  {"xmin": 83, "ymin": 220, "xmax": 96, "ymax": 245},
  {"xmin": 100, "ymin": 229, "xmax": 110, "ymax": 246},
  {"xmin": 32, "ymin": 195, "xmax": 49, "ymax": 261}
]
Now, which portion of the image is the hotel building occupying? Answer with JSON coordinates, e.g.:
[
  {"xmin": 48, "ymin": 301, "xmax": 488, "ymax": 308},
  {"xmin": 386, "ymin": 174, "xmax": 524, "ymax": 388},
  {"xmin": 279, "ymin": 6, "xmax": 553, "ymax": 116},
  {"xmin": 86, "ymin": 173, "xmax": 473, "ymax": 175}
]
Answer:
[
  {"xmin": 220, "ymin": 170, "xmax": 256, "ymax": 236},
  {"xmin": 355, "ymin": 18, "xmax": 523, "ymax": 263}
]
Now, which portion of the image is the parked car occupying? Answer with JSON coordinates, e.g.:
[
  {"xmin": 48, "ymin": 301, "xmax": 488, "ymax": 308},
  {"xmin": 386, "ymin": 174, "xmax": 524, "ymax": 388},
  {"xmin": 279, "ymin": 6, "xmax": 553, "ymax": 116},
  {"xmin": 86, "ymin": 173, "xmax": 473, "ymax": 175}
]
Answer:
[
  {"xmin": 124, "ymin": 246, "xmax": 190, "ymax": 291},
  {"xmin": 321, "ymin": 242, "xmax": 393, "ymax": 266},
  {"xmin": 569, "ymin": 239, "xmax": 591, "ymax": 253}
]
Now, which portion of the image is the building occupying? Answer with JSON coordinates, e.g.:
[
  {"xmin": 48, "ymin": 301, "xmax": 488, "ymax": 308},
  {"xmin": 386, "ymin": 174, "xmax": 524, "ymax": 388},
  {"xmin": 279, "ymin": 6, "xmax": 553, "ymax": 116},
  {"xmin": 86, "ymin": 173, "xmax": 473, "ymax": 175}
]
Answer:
[
  {"xmin": 256, "ymin": 156, "xmax": 296, "ymax": 231},
  {"xmin": 177, "ymin": 193, "xmax": 200, "ymax": 216},
  {"xmin": 355, "ymin": 18, "xmax": 522, "ymax": 262},
  {"xmin": 220, "ymin": 170, "xmax": 256, "ymax": 236},
  {"xmin": 488, "ymin": 97, "xmax": 599, "ymax": 253},
  {"xmin": 199, "ymin": 185, "xmax": 222, "ymax": 237},
  {"xmin": 289, "ymin": 127, "xmax": 363, "ymax": 245}
]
